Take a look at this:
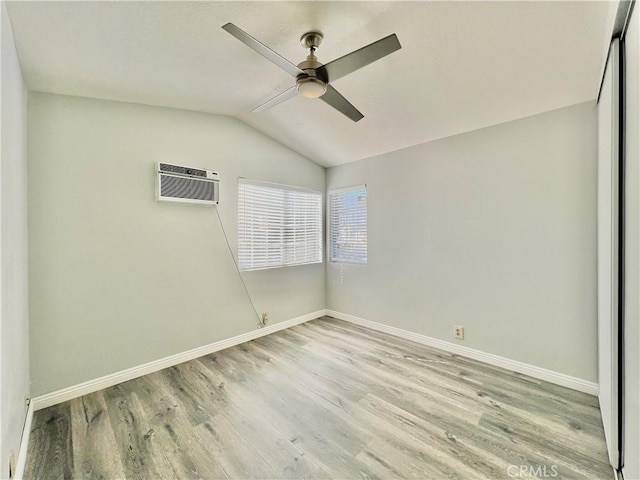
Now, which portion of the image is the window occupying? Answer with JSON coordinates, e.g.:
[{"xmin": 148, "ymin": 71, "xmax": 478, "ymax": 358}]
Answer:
[
  {"xmin": 238, "ymin": 178, "xmax": 322, "ymax": 270},
  {"xmin": 329, "ymin": 185, "xmax": 367, "ymax": 264}
]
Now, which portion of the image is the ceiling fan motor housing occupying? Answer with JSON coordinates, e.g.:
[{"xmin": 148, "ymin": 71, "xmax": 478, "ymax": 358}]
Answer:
[{"xmin": 296, "ymin": 50, "xmax": 327, "ymax": 98}]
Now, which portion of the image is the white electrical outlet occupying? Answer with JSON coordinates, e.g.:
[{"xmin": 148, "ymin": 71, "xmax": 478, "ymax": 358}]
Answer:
[{"xmin": 453, "ymin": 325, "xmax": 464, "ymax": 340}]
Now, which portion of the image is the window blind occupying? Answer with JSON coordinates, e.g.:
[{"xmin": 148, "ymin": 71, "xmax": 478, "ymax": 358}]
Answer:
[
  {"xmin": 238, "ymin": 179, "xmax": 322, "ymax": 270},
  {"xmin": 329, "ymin": 185, "xmax": 367, "ymax": 264}
]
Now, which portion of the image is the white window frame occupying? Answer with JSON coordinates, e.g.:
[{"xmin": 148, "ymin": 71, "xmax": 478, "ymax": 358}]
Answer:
[
  {"xmin": 238, "ymin": 178, "xmax": 323, "ymax": 271},
  {"xmin": 329, "ymin": 184, "xmax": 367, "ymax": 265}
]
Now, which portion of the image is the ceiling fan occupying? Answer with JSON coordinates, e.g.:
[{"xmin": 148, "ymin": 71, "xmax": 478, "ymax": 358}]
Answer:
[{"xmin": 222, "ymin": 23, "xmax": 402, "ymax": 122}]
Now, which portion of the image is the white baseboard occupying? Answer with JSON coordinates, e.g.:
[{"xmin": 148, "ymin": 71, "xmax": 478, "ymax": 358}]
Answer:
[
  {"xmin": 326, "ymin": 310, "xmax": 599, "ymax": 396},
  {"xmin": 31, "ymin": 310, "xmax": 327, "ymax": 411},
  {"xmin": 14, "ymin": 399, "xmax": 35, "ymax": 480},
  {"xmin": 24, "ymin": 306, "xmax": 598, "ymax": 473}
]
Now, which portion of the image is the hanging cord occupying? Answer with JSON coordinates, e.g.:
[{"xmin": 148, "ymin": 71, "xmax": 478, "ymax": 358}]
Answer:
[{"xmin": 214, "ymin": 207, "xmax": 264, "ymax": 328}]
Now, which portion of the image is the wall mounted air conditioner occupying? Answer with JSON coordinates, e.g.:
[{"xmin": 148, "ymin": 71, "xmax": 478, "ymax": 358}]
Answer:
[{"xmin": 156, "ymin": 162, "xmax": 220, "ymax": 205}]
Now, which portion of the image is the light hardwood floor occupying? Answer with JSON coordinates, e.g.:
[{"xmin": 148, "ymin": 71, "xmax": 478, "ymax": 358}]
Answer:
[{"xmin": 24, "ymin": 317, "xmax": 612, "ymax": 479}]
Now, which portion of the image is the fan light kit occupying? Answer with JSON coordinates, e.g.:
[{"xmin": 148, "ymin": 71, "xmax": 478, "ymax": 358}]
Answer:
[
  {"xmin": 222, "ymin": 23, "xmax": 402, "ymax": 122},
  {"xmin": 297, "ymin": 78, "xmax": 327, "ymax": 98}
]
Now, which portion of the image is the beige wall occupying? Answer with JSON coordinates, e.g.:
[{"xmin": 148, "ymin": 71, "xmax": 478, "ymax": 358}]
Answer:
[
  {"xmin": 1, "ymin": 2, "xmax": 29, "ymax": 476},
  {"xmin": 327, "ymin": 101, "xmax": 598, "ymax": 382},
  {"xmin": 28, "ymin": 93, "xmax": 325, "ymax": 396}
]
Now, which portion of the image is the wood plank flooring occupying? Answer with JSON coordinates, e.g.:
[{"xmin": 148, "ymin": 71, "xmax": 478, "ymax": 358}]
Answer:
[{"xmin": 24, "ymin": 317, "xmax": 612, "ymax": 479}]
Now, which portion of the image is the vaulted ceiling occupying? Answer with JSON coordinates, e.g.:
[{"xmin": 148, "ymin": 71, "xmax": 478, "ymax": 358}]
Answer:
[{"xmin": 6, "ymin": 1, "xmax": 616, "ymax": 167}]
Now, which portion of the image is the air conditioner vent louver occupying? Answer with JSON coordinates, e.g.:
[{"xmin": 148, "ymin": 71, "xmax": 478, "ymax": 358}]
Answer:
[
  {"xmin": 156, "ymin": 162, "xmax": 219, "ymax": 205},
  {"xmin": 159, "ymin": 163, "xmax": 208, "ymax": 178}
]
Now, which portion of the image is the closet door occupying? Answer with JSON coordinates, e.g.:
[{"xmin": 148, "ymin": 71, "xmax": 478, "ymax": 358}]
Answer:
[
  {"xmin": 623, "ymin": 5, "xmax": 640, "ymax": 477},
  {"xmin": 597, "ymin": 38, "xmax": 620, "ymax": 468}
]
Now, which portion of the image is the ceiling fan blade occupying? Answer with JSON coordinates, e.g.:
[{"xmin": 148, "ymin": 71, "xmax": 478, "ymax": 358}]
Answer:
[
  {"xmin": 320, "ymin": 33, "xmax": 401, "ymax": 83},
  {"xmin": 320, "ymin": 85, "xmax": 364, "ymax": 122},
  {"xmin": 252, "ymin": 86, "xmax": 298, "ymax": 113},
  {"xmin": 222, "ymin": 23, "xmax": 304, "ymax": 77}
]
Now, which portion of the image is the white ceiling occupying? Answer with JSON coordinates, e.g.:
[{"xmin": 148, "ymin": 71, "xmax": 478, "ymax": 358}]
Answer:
[{"xmin": 6, "ymin": 1, "xmax": 615, "ymax": 167}]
